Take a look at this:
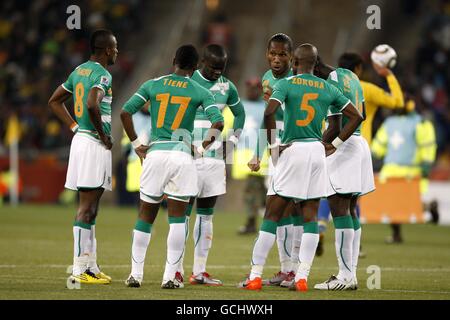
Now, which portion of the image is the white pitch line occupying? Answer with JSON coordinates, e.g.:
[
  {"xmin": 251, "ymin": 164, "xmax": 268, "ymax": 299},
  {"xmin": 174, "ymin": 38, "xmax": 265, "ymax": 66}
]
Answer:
[{"xmin": 1, "ymin": 265, "xmax": 450, "ymax": 273}]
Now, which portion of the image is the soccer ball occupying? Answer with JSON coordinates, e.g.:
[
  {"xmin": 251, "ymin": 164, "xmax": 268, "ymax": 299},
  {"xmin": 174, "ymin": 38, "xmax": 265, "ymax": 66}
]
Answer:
[{"xmin": 370, "ymin": 44, "xmax": 397, "ymax": 68}]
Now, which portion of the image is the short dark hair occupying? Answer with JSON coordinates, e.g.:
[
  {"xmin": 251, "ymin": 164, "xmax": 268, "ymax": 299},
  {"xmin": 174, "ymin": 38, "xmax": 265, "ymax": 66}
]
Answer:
[
  {"xmin": 267, "ymin": 33, "xmax": 293, "ymax": 52},
  {"xmin": 338, "ymin": 53, "xmax": 363, "ymax": 72},
  {"xmin": 174, "ymin": 45, "xmax": 199, "ymax": 70},
  {"xmin": 90, "ymin": 29, "xmax": 114, "ymax": 54},
  {"xmin": 204, "ymin": 44, "xmax": 227, "ymax": 59}
]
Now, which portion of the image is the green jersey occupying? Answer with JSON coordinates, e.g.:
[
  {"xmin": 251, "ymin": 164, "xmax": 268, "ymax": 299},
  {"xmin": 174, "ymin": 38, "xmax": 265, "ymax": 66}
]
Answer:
[
  {"xmin": 62, "ymin": 60, "xmax": 113, "ymax": 139},
  {"xmin": 191, "ymin": 70, "xmax": 243, "ymax": 158},
  {"xmin": 271, "ymin": 73, "xmax": 350, "ymax": 143},
  {"xmin": 123, "ymin": 73, "xmax": 223, "ymax": 154},
  {"xmin": 327, "ymin": 68, "xmax": 364, "ymax": 135}
]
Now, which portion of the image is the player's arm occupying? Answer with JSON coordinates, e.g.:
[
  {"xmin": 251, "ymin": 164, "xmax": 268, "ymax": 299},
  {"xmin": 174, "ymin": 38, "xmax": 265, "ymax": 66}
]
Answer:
[
  {"xmin": 121, "ymin": 84, "xmax": 151, "ymax": 162},
  {"xmin": 324, "ymin": 87, "xmax": 363, "ymax": 156},
  {"xmin": 322, "ymin": 114, "xmax": 342, "ymax": 143},
  {"xmin": 223, "ymin": 97, "xmax": 245, "ymax": 160},
  {"xmin": 198, "ymin": 91, "xmax": 224, "ymax": 155},
  {"xmin": 48, "ymin": 85, "xmax": 78, "ymax": 133},
  {"xmin": 87, "ymin": 87, "xmax": 112, "ymax": 150},
  {"xmin": 365, "ymin": 65, "xmax": 404, "ymax": 109}
]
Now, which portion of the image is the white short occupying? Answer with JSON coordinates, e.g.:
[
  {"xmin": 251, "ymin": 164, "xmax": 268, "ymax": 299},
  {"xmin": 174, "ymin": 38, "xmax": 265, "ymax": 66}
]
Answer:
[
  {"xmin": 272, "ymin": 141, "xmax": 328, "ymax": 200},
  {"xmin": 65, "ymin": 134, "xmax": 112, "ymax": 191},
  {"xmin": 266, "ymin": 157, "xmax": 276, "ymax": 196},
  {"xmin": 326, "ymin": 135, "xmax": 375, "ymax": 196},
  {"xmin": 140, "ymin": 150, "xmax": 198, "ymax": 203},
  {"xmin": 195, "ymin": 157, "xmax": 226, "ymax": 198}
]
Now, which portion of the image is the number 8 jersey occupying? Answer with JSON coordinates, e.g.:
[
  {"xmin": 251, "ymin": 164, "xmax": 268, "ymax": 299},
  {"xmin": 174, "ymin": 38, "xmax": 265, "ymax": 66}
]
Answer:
[{"xmin": 62, "ymin": 60, "xmax": 113, "ymax": 139}]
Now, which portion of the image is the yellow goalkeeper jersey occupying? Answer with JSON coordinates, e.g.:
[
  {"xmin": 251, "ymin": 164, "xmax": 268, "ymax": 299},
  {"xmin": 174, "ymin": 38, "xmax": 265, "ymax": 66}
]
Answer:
[{"xmin": 360, "ymin": 73, "xmax": 404, "ymax": 145}]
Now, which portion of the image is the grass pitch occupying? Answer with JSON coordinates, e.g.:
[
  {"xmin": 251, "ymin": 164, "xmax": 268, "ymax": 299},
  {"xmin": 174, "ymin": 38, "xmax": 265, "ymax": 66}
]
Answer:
[{"xmin": 0, "ymin": 205, "xmax": 449, "ymax": 300}]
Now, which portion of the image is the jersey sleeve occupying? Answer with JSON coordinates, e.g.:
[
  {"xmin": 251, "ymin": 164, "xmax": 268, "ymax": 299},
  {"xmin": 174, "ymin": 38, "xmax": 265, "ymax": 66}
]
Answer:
[
  {"xmin": 269, "ymin": 78, "xmax": 288, "ymax": 105},
  {"xmin": 123, "ymin": 80, "xmax": 152, "ymax": 115},
  {"xmin": 62, "ymin": 71, "xmax": 74, "ymax": 93},
  {"xmin": 201, "ymin": 88, "xmax": 224, "ymax": 124},
  {"xmin": 91, "ymin": 69, "xmax": 112, "ymax": 94},
  {"xmin": 328, "ymin": 83, "xmax": 350, "ymax": 113},
  {"xmin": 227, "ymin": 81, "xmax": 241, "ymax": 107}
]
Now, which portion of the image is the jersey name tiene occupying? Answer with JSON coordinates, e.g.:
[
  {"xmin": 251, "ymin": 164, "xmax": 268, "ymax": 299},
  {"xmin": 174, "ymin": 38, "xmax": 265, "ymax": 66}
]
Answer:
[{"xmin": 62, "ymin": 60, "xmax": 113, "ymax": 139}]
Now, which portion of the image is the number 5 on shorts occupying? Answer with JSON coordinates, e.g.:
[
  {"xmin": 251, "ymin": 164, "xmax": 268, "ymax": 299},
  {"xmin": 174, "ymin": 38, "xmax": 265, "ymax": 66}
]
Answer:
[
  {"xmin": 296, "ymin": 93, "xmax": 318, "ymax": 127},
  {"xmin": 156, "ymin": 94, "xmax": 192, "ymax": 130}
]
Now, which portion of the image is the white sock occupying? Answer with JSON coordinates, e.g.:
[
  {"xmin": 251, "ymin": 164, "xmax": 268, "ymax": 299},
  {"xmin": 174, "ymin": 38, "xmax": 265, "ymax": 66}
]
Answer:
[
  {"xmin": 87, "ymin": 225, "xmax": 100, "ymax": 274},
  {"xmin": 290, "ymin": 225, "xmax": 303, "ymax": 272},
  {"xmin": 131, "ymin": 230, "xmax": 151, "ymax": 281},
  {"xmin": 73, "ymin": 225, "xmax": 91, "ymax": 275},
  {"xmin": 163, "ymin": 221, "xmax": 186, "ymax": 282},
  {"xmin": 250, "ymin": 231, "xmax": 276, "ymax": 280},
  {"xmin": 276, "ymin": 224, "xmax": 293, "ymax": 273},
  {"xmin": 335, "ymin": 228, "xmax": 355, "ymax": 282},
  {"xmin": 352, "ymin": 228, "xmax": 362, "ymax": 280},
  {"xmin": 295, "ymin": 232, "xmax": 319, "ymax": 281},
  {"xmin": 193, "ymin": 214, "xmax": 213, "ymax": 275},
  {"xmin": 177, "ymin": 215, "xmax": 190, "ymax": 276}
]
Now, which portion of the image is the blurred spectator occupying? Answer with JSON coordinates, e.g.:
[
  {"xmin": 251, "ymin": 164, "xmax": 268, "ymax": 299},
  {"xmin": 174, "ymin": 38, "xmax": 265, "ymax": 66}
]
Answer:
[{"xmin": 0, "ymin": 0, "xmax": 146, "ymax": 155}]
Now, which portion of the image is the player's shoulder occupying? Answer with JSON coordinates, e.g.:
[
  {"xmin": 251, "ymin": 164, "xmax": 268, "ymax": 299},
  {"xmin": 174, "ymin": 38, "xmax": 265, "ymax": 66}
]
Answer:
[
  {"xmin": 262, "ymin": 69, "xmax": 273, "ymax": 81},
  {"xmin": 219, "ymin": 75, "xmax": 238, "ymax": 89},
  {"xmin": 188, "ymin": 77, "xmax": 211, "ymax": 95}
]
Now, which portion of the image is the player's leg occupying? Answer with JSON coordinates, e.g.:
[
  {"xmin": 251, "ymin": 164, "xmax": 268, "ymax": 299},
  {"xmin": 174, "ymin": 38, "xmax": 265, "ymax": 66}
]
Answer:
[
  {"xmin": 71, "ymin": 188, "xmax": 109, "ymax": 284},
  {"xmin": 292, "ymin": 199, "xmax": 320, "ymax": 292},
  {"xmin": 190, "ymin": 195, "xmax": 222, "ymax": 286},
  {"xmin": 162, "ymin": 197, "xmax": 190, "ymax": 289},
  {"xmin": 276, "ymin": 202, "xmax": 294, "ymax": 275},
  {"xmin": 126, "ymin": 198, "xmax": 160, "ymax": 288},
  {"xmin": 86, "ymin": 191, "xmax": 112, "ymax": 281},
  {"xmin": 314, "ymin": 194, "xmax": 354, "ymax": 291},
  {"xmin": 349, "ymin": 195, "xmax": 361, "ymax": 289},
  {"xmin": 240, "ymin": 194, "xmax": 290, "ymax": 290},
  {"xmin": 176, "ymin": 197, "xmax": 195, "ymax": 284},
  {"xmin": 280, "ymin": 202, "xmax": 304, "ymax": 288},
  {"xmin": 317, "ymin": 198, "xmax": 331, "ymax": 256}
]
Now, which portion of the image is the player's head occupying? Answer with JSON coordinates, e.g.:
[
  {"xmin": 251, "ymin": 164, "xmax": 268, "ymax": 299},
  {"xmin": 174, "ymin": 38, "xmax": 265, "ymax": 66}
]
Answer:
[
  {"xmin": 293, "ymin": 43, "xmax": 318, "ymax": 74},
  {"xmin": 338, "ymin": 52, "xmax": 363, "ymax": 77},
  {"xmin": 266, "ymin": 33, "xmax": 293, "ymax": 76},
  {"xmin": 173, "ymin": 44, "xmax": 199, "ymax": 75},
  {"xmin": 201, "ymin": 44, "xmax": 227, "ymax": 81},
  {"xmin": 313, "ymin": 55, "xmax": 333, "ymax": 79},
  {"xmin": 90, "ymin": 29, "xmax": 118, "ymax": 65}
]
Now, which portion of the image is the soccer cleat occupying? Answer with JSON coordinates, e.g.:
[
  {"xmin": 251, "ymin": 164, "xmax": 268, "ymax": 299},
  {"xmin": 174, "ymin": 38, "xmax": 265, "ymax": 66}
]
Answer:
[
  {"xmin": 314, "ymin": 275, "xmax": 352, "ymax": 291},
  {"xmin": 262, "ymin": 271, "xmax": 289, "ymax": 286},
  {"xmin": 161, "ymin": 278, "xmax": 183, "ymax": 289},
  {"xmin": 189, "ymin": 272, "xmax": 223, "ymax": 286},
  {"xmin": 175, "ymin": 272, "xmax": 185, "ymax": 288},
  {"xmin": 289, "ymin": 278, "xmax": 308, "ymax": 292},
  {"xmin": 350, "ymin": 277, "xmax": 358, "ymax": 290},
  {"xmin": 125, "ymin": 275, "xmax": 142, "ymax": 288},
  {"xmin": 238, "ymin": 277, "xmax": 262, "ymax": 290},
  {"xmin": 94, "ymin": 271, "xmax": 112, "ymax": 283},
  {"xmin": 69, "ymin": 270, "xmax": 110, "ymax": 285},
  {"xmin": 280, "ymin": 271, "xmax": 296, "ymax": 288}
]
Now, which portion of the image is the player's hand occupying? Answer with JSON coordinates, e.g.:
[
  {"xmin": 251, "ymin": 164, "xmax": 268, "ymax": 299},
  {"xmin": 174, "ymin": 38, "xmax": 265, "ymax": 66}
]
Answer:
[
  {"xmin": 135, "ymin": 145, "xmax": 150, "ymax": 164},
  {"xmin": 372, "ymin": 62, "xmax": 392, "ymax": 77},
  {"xmin": 248, "ymin": 156, "xmax": 261, "ymax": 172},
  {"xmin": 321, "ymin": 141, "xmax": 336, "ymax": 157},
  {"xmin": 100, "ymin": 134, "xmax": 113, "ymax": 150},
  {"xmin": 191, "ymin": 144, "xmax": 203, "ymax": 159}
]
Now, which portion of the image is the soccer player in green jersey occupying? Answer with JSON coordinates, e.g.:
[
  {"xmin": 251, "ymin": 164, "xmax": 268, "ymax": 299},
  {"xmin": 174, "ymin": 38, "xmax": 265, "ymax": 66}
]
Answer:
[
  {"xmin": 240, "ymin": 44, "xmax": 363, "ymax": 291},
  {"xmin": 313, "ymin": 54, "xmax": 375, "ymax": 290},
  {"xmin": 178, "ymin": 44, "xmax": 245, "ymax": 286},
  {"xmin": 48, "ymin": 29, "xmax": 118, "ymax": 285},
  {"xmin": 247, "ymin": 33, "xmax": 302, "ymax": 287},
  {"xmin": 121, "ymin": 45, "xmax": 224, "ymax": 289}
]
